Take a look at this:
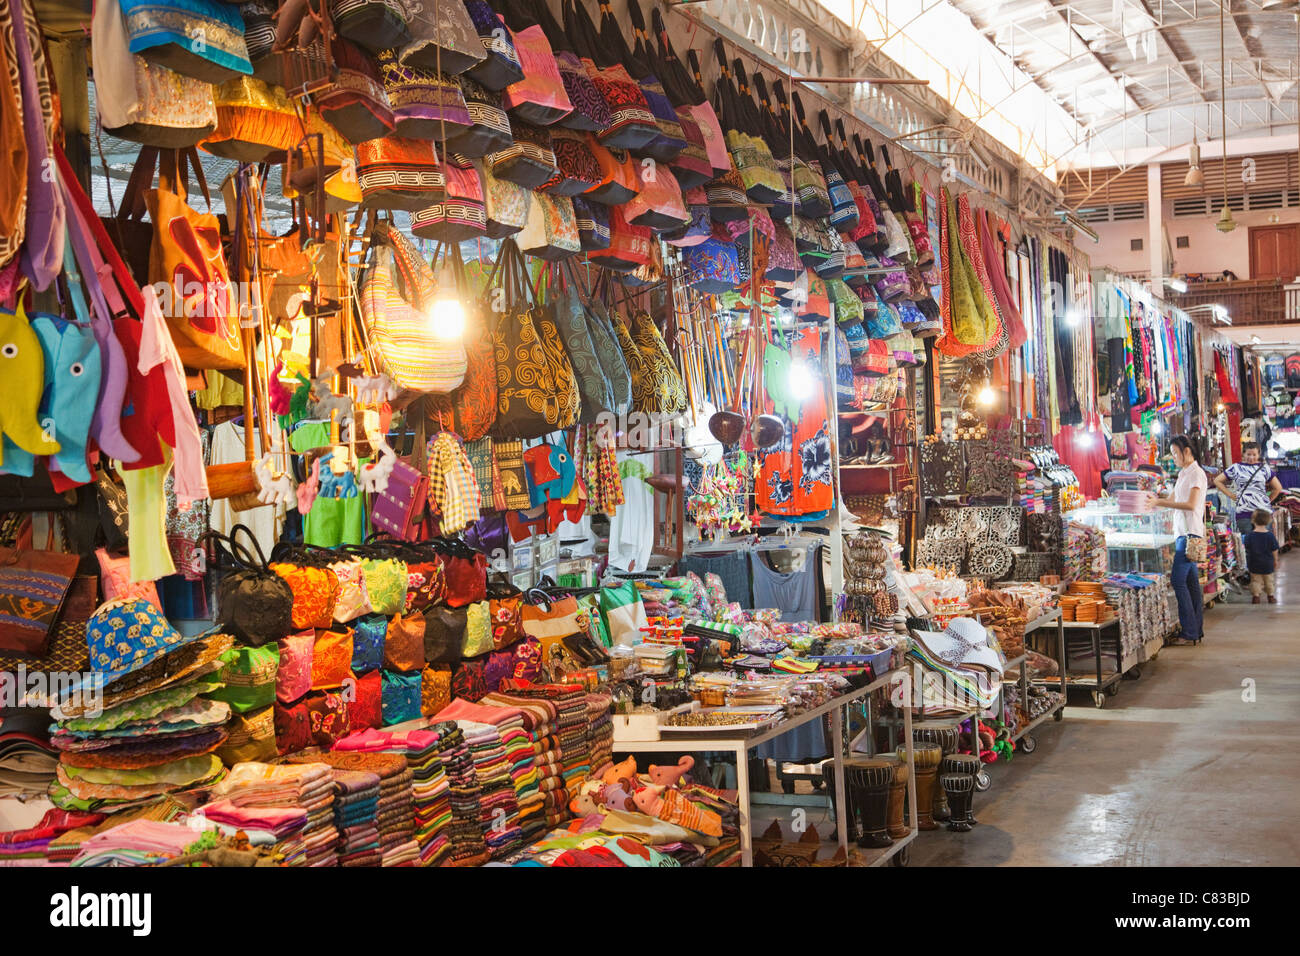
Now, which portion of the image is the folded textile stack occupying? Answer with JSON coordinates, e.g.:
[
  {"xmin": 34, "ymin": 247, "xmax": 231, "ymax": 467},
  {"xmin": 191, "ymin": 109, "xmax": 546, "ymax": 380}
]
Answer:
[
  {"xmin": 499, "ymin": 682, "xmax": 591, "ymax": 797},
  {"xmin": 193, "ymin": 801, "xmax": 309, "ymax": 846},
  {"xmin": 46, "ymin": 622, "xmax": 235, "ymax": 814},
  {"xmin": 334, "ymin": 726, "xmax": 454, "ymax": 867},
  {"xmin": 0, "ymin": 711, "xmax": 58, "ymax": 798},
  {"xmin": 481, "ymin": 692, "xmax": 567, "ymax": 827},
  {"xmin": 212, "ymin": 761, "xmax": 336, "ymax": 866},
  {"xmin": 437, "ymin": 723, "xmax": 490, "ymax": 867},
  {"xmin": 0, "ymin": 809, "xmax": 104, "ymax": 866},
  {"xmin": 439, "ymin": 700, "xmax": 542, "ymax": 841},
  {"xmin": 286, "ymin": 751, "xmax": 414, "ymax": 866},
  {"xmin": 454, "ymin": 719, "xmax": 522, "ymax": 860},
  {"xmin": 585, "ymin": 693, "xmax": 613, "ymax": 776},
  {"xmin": 330, "ymin": 770, "xmax": 381, "ymax": 867},
  {"xmin": 70, "ymin": 819, "xmax": 201, "ymax": 867},
  {"xmin": 44, "ymin": 799, "xmax": 187, "ymax": 865}
]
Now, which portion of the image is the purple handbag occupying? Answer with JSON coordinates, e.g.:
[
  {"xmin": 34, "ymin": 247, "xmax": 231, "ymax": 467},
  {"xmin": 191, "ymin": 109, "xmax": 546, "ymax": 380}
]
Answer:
[
  {"xmin": 370, "ymin": 458, "xmax": 430, "ymax": 541},
  {"xmin": 464, "ymin": 513, "xmax": 508, "ymax": 556}
]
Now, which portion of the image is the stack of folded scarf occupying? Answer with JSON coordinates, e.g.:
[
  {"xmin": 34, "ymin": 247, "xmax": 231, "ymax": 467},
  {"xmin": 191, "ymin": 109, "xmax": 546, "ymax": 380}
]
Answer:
[
  {"xmin": 0, "ymin": 809, "xmax": 105, "ymax": 866},
  {"xmin": 435, "ymin": 724, "xmax": 489, "ymax": 867},
  {"xmin": 585, "ymin": 693, "xmax": 613, "ymax": 776},
  {"xmin": 212, "ymin": 761, "xmax": 337, "ymax": 866},
  {"xmin": 43, "ymin": 799, "xmax": 187, "ymax": 865},
  {"xmin": 454, "ymin": 719, "xmax": 522, "ymax": 859},
  {"xmin": 499, "ymin": 682, "xmax": 590, "ymax": 797},
  {"xmin": 192, "ymin": 801, "xmax": 308, "ymax": 845},
  {"xmin": 0, "ymin": 711, "xmax": 59, "ymax": 799},
  {"xmin": 287, "ymin": 751, "xmax": 415, "ymax": 866},
  {"xmin": 329, "ymin": 770, "xmax": 381, "ymax": 867},
  {"xmin": 482, "ymin": 691, "xmax": 567, "ymax": 826},
  {"xmin": 70, "ymin": 819, "xmax": 203, "ymax": 867},
  {"xmin": 439, "ymin": 700, "xmax": 543, "ymax": 841},
  {"xmin": 333, "ymin": 726, "xmax": 453, "ymax": 867}
]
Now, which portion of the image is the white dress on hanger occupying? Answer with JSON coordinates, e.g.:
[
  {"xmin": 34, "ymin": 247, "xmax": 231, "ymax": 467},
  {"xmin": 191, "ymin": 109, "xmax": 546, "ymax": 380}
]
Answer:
[{"xmin": 606, "ymin": 453, "xmax": 654, "ymax": 572}]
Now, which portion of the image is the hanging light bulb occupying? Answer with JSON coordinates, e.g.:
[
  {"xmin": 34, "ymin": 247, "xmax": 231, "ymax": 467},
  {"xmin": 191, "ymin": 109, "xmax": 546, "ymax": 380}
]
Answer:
[
  {"xmin": 1184, "ymin": 141, "xmax": 1205, "ymax": 187},
  {"xmin": 428, "ymin": 262, "xmax": 466, "ymax": 340},
  {"xmin": 1215, "ymin": 204, "xmax": 1238, "ymax": 233},
  {"xmin": 788, "ymin": 361, "xmax": 816, "ymax": 402},
  {"xmin": 1151, "ymin": 421, "xmax": 1164, "ymax": 436},
  {"xmin": 978, "ymin": 385, "xmax": 996, "ymax": 407}
]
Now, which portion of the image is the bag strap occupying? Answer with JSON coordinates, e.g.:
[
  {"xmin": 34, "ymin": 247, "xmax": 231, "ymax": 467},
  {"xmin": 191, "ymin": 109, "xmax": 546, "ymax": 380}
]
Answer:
[{"xmin": 228, "ymin": 523, "xmax": 273, "ymax": 570}]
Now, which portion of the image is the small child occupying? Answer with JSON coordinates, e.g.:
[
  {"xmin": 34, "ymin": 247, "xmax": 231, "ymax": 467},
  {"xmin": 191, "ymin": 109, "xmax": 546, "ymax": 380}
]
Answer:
[{"xmin": 1244, "ymin": 509, "xmax": 1280, "ymax": 604}]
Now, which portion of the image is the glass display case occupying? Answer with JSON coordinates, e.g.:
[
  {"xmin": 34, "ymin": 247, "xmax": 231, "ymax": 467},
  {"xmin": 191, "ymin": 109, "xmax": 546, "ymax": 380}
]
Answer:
[{"xmin": 1064, "ymin": 500, "xmax": 1178, "ymax": 573}]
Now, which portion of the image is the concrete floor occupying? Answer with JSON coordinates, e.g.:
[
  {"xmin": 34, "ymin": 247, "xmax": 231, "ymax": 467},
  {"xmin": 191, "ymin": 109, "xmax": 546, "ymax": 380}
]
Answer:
[{"xmin": 909, "ymin": 553, "xmax": 1300, "ymax": 867}]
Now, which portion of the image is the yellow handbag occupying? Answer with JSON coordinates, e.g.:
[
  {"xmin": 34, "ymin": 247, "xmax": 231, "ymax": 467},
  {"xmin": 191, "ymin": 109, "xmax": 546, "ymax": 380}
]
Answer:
[{"xmin": 203, "ymin": 76, "xmax": 303, "ymax": 163}]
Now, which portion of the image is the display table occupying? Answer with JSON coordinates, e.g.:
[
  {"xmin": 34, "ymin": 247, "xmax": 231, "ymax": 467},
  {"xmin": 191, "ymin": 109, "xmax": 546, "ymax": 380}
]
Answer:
[
  {"xmin": 1007, "ymin": 608, "xmax": 1068, "ymax": 751},
  {"xmin": 613, "ymin": 670, "xmax": 914, "ymax": 867},
  {"xmin": 1054, "ymin": 619, "xmax": 1125, "ymax": 708}
]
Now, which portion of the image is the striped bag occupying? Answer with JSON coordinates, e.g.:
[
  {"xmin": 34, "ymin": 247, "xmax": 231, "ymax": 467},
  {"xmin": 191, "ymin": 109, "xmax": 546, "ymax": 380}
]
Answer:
[{"xmin": 427, "ymin": 431, "xmax": 482, "ymax": 536}]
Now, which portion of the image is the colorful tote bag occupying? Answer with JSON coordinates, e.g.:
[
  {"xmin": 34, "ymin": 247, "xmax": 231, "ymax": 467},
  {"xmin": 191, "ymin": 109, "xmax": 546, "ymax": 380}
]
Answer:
[
  {"xmin": 377, "ymin": 49, "xmax": 472, "ymax": 141},
  {"xmin": 445, "ymin": 75, "xmax": 513, "ymax": 158},
  {"xmin": 118, "ymin": 0, "xmax": 253, "ymax": 83},
  {"xmin": 410, "ymin": 154, "xmax": 487, "ymax": 242}
]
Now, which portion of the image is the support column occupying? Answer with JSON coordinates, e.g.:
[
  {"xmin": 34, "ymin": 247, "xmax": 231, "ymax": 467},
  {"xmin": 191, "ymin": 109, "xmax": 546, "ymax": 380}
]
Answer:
[
  {"xmin": 1148, "ymin": 162, "xmax": 1164, "ymax": 281},
  {"xmin": 46, "ymin": 37, "xmax": 91, "ymax": 194}
]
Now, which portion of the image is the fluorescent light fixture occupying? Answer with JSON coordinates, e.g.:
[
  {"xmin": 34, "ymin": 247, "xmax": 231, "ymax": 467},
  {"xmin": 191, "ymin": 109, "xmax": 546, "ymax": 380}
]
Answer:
[{"xmin": 1165, "ymin": 276, "xmax": 1188, "ymax": 294}]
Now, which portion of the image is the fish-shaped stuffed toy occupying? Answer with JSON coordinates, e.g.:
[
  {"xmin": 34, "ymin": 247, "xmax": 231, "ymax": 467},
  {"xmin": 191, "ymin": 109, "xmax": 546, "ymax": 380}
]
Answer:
[
  {"xmin": 0, "ymin": 302, "xmax": 62, "ymax": 470},
  {"xmin": 36, "ymin": 315, "xmax": 101, "ymax": 483}
]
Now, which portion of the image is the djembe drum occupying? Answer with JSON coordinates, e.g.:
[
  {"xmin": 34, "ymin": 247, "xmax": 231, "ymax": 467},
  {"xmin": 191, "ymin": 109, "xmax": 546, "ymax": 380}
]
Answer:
[
  {"xmin": 940, "ymin": 754, "xmax": 982, "ymax": 827},
  {"xmin": 875, "ymin": 754, "xmax": 911, "ymax": 839},
  {"xmin": 819, "ymin": 760, "xmax": 859, "ymax": 844},
  {"xmin": 900, "ymin": 743, "xmax": 943, "ymax": 830},
  {"xmin": 914, "ymin": 726, "xmax": 960, "ymax": 821},
  {"xmin": 846, "ymin": 759, "xmax": 895, "ymax": 849},
  {"xmin": 939, "ymin": 773, "xmax": 976, "ymax": 832}
]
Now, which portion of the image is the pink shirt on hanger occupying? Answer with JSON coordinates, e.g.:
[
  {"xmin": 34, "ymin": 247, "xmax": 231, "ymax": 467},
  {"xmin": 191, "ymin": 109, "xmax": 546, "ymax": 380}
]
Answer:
[{"xmin": 138, "ymin": 284, "xmax": 209, "ymax": 508}]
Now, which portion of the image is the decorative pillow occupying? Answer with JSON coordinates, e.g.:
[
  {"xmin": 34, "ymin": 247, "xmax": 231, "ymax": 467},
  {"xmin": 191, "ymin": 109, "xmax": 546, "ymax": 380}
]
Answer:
[
  {"xmin": 347, "ymin": 669, "xmax": 383, "ymax": 731},
  {"xmin": 311, "ymin": 626, "xmax": 355, "ymax": 690},
  {"xmin": 275, "ymin": 631, "xmax": 314, "ymax": 704},
  {"xmin": 351, "ymin": 614, "xmax": 387, "ymax": 674},
  {"xmin": 95, "ymin": 548, "xmax": 161, "ymax": 608},
  {"xmin": 381, "ymin": 669, "xmax": 423, "ymax": 725}
]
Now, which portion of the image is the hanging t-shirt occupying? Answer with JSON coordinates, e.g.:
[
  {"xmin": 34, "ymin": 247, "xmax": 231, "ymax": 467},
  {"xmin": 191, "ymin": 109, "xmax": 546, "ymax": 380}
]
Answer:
[
  {"xmin": 755, "ymin": 326, "xmax": 833, "ymax": 520},
  {"xmin": 748, "ymin": 549, "xmax": 818, "ymax": 620},
  {"xmin": 208, "ymin": 420, "xmax": 285, "ymax": 556}
]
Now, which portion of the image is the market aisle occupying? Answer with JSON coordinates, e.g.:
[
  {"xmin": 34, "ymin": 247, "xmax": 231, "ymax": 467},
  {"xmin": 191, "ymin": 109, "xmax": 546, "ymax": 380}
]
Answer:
[{"xmin": 909, "ymin": 555, "xmax": 1300, "ymax": 867}]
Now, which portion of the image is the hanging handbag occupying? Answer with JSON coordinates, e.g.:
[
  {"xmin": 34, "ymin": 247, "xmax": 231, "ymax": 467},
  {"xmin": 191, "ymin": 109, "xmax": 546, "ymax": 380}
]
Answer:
[
  {"xmin": 572, "ymin": 195, "xmax": 611, "ymax": 251},
  {"xmin": 357, "ymin": 135, "xmax": 442, "ymax": 210},
  {"xmin": 663, "ymin": 191, "xmax": 710, "ymax": 248},
  {"xmin": 410, "ymin": 153, "xmax": 487, "ymax": 242},
  {"xmin": 630, "ymin": 308, "xmax": 686, "ymax": 415},
  {"xmin": 541, "ymin": 127, "xmax": 603, "ymax": 197},
  {"xmin": 684, "ymin": 235, "xmax": 740, "ymax": 295},
  {"xmin": 518, "ymin": 191, "xmax": 581, "ymax": 261},
  {"xmin": 712, "ymin": 41, "xmax": 782, "ymax": 206},
  {"xmin": 603, "ymin": 0, "xmax": 684, "ymax": 162},
  {"xmin": 478, "ymin": 157, "xmax": 530, "ymax": 238},
  {"xmin": 315, "ymin": 37, "xmax": 396, "ymax": 144},
  {"xmin": 377, "ymin": 49, "xmax": 472, "ymax": 140},
  {"xmin": 94, "ymin": 0, "xmax": 219, "ymax": 148},
  {"xmin": 359, "ymin": 222, "xmax": 468, "ymax": 393},
  {"xmin": 117, "ymin": 0, "xmax": 253, "ymax": 83},
  {"xmin": 530, "ymin": 0, "xmax": 610, "ymax": 133},
  {"xmin": 624, "ymin": 157, "xmax": 690, "ymax": 232},
  {"xmin": 370, "ymin": 458, "xmax": 431, "ymax": 541},
  {"xmin": 330, "ymin": 0, "xmax": 411, "ymax": 54},
  {"xmin": 547, "ymin": 271, "xmax": 616, "ymax": 423},
  {"xmin": 463, "ymin": 0, "xmax": 525, "ymax": 90},
  {"xmin": 140, "ymin": 147, "xmax": 244, "ymax": 369},
  {"xmin": 565, "ymin": 0, "xmax": 657, "ymax": 150},
  {"xmin": 488, "ymin": 119, "xmax": 558, "ymax": 189},
  {"xmin": 399, "ymin": 0, "xmax": 486, "ymax": 74},
  {"xmin": 645, "ymin": 5, "xmax": 710, "ymax": 189},
  {"xmin": 575, "ymin": 283, "xmax": 632, "ymax": 414},
  {"xmin": 489, "ymin": 239, "xmax": 581, "ymax": 438},
  {"xmin": 497, "ymin": 0, "xmax": 573, "ymax": 126},
  {"xmin": 0, "ymin": 546, "xmax": 79, "ymax": 657},
  {"xmin": 444, "ymin": 75, "xmax": 513, "ymax": 158},
  {"xmin": 586, "ymin": 201, "xmax": 651, "ymax": 272},
  {"xmin": 428, "ymin": 245, "xmax": 498, "ymax": 441},
  {"xmin": 202, "ymin": 75, "xmax": 301, "ymax": 163},
  {"xmin": 583, "ymin": 139, "xmax": 640, "ymax": 206},
  {"xmin": 203, "ymin": 525, "xmax": 295, "ymax": 648}
]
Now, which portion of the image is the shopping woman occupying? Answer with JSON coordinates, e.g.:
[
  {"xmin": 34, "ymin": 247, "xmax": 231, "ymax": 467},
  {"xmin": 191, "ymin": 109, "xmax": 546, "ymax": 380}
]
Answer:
[
  {"xmin": 1213, "ymin": 441, "xmax": 1283, "ymax": 533},
  {"xmin": 1150, "ymin": 436, "xmax": 1207, "ymax": 646}
]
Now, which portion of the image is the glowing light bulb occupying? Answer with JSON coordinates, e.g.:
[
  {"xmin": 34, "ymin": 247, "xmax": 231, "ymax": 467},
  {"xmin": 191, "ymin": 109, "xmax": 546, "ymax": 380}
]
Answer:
[
  {"xmin": 788, "ymin": 362, "xmax": 815, "ymax": 402},
  {"xmin": 1151, "ymin": 421, "xmax": 1163, "ymax": 436},
  {"xmin": 978, "ymin": 385, "xmax": 996, "ymax": 406},
  {"xmin": 429, "ymin": 297, "xmax": 465, "ymax": 339},
  {"xmin": 1077, "ymin": 430, "xmax": 1093, "ymax": 447}
]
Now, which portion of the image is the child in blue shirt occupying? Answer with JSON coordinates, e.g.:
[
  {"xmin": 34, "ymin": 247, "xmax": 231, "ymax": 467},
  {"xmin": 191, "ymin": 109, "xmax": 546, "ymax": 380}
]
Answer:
[{"xmin": 1244, "ymin": 509, "xmax": 1280, "ymax": 604}]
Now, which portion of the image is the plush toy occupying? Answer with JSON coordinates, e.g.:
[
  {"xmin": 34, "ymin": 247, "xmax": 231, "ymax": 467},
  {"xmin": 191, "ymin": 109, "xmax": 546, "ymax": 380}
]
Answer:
[
  {"xmin": 647, "ymin": 755, "xmax": 694, "ymax": 788},
  {"xmin": 601, "ymin": 756, "xmax": 637, "ymax": 786},
  {"xmin": 297, "ymin": 457, "xmax": 320, "ymax": 514},
  {"xmin": 524, "ymin": 442, "xmax": 576, "ymax": 508},
  {"xmin": 599, "ymin": 782, "xmax": 635, "ymax": 812},
  {"xmin": 269, "ymin": 361, "xmax": 293, "ymax": 416},
  {"xmin": 353, "ymin": 372, "xmax": 398, "ymax": 406},
  {"xmin": 254, "ymin": 454, "xmax": 296, "ymax": 506},
  {"xmin": 317, "ymin": 453, "xmax": 358, "ymax": 498},
  {"xmin": 308, "ymin": 371, "xmax": 353, "ymax": 425},
  {"xmin": 569, "ymin": 779, "xmax": 605, "ymax": 817},
  {"xmin": 632, "ymin": 784, "xmax": 722, "ymax": 837},
  {"xmin": 358, "ymin": 434, "xmax": 397, "ymax": 494},
  {"xmin": 0, "ymin": 302, "xmax": 61, "ymax": 468}
]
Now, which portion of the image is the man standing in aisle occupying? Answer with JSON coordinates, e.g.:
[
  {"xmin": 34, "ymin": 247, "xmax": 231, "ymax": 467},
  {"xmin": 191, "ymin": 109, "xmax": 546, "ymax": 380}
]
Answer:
[{"xmin": 1213, "ymin": 441, "xmax": 1283, "ymax": 533}]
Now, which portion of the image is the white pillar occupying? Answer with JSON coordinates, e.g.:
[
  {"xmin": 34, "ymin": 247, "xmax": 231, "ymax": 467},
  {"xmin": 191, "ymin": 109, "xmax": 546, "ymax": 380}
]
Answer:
[{"xmin": 1148, "ymin": 162, "xmax": 1164, "ymax": 279}]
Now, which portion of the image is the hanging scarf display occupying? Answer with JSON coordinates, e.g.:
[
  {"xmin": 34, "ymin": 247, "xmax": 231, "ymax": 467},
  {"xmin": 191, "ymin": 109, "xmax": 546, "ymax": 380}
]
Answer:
[{"xmin": 755, "ymin": 325, "xmax": 833, "ymax": 521}]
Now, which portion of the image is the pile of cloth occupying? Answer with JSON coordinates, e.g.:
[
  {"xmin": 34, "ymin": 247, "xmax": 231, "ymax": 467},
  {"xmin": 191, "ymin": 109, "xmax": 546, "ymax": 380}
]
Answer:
[
  {"xmin": 0, "ymin": 808, "xmax": 104, "ymax": 866},
  {"xmin": 44, "ymin": 799, "xmax": 187, "ymax": 864},
  {"xmin": 499, "ymin": 682, "xmax": 591, "ymax": 796},
  {"xmin": 439, "ymin": 700, "xmax": 541, "ymax": 842},
  {"xmin": 437, "ymin": 724, "xmax": 489, "ymax": 867},
  {"xmin": 334, "ymin": 726, "xmax": 454, "ymax": 867},
  {"xmin": 212, "ymin": 761, "xmax": 337, "ymax": 866},
  {"xmin": 71, "ymin": 819, "xmax": 201, "ymax": 867},
  {"xmin": 193, "ymin": 801, "xmax": 307, "ymax": 846},
  {"xmin": 330, "ymin": 770, "xmax": 382, "ymax": 867},
  {"xmin": 288, "ymin": 751, "xmax": 416, "ymax": 866},
  {"xmin": 454, "ymin": 719, "xmax": 522, "ymax": 860},
  {"xmin": 585, "ymin": 693, "xmax": 613, "ymax": 775},
  {"xmin": 0, "ymin": 711, "xmax": 58, "ymax": 798},
  {"xmin": 482, "ymin": 690, "xmax": 567, "ymax": 827}
]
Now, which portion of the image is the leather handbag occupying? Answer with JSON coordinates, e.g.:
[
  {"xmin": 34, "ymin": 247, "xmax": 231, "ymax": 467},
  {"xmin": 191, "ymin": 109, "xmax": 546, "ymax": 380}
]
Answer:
[
  {"xmin": 118, "ymin": 0, "xmax": 253, "ymax": 83},
  {"xmin": 139, "ymin": 147, "xmax": 244, "ymax": 369},
  {"xmin": 498, "ymin": 0, "xmax": 573, "ymax": 127},
  {"xmin": 357, "ymin": 135, "xmax": 442, "ymax": 210},
  {"xmin": 359, "ymin": 221, "xmax": 467, "ymax": 393},
  {"xmin": 445, "ymin": 75, "xmax": 513, "ymax": 158},
  {"xmin": 463, "ymin": 0, "xmax": 525, "ymax": 90},
  {"xmin": 0, "ymin": 546, "xmax": 79, "ymax": 657},
  {"xmin": 203, "ymin": 525, "xmax": 295, "ymax": 648},
  {"xmin": 377, "ymin": 49, "xmax": 472, "ymax": 141}
]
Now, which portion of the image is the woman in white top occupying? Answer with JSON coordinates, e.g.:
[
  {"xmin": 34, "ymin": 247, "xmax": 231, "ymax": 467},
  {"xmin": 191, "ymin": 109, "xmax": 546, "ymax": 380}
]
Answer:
[{"xmin": 1151, "ymin": 435, "xmax": 1207, "ymax": 645}]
